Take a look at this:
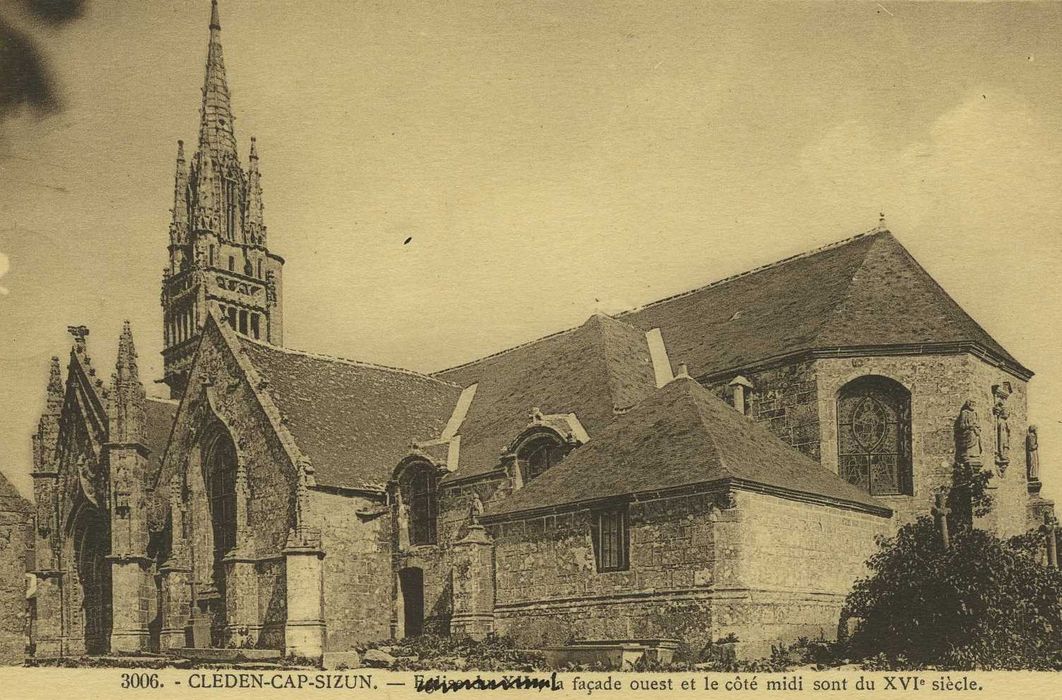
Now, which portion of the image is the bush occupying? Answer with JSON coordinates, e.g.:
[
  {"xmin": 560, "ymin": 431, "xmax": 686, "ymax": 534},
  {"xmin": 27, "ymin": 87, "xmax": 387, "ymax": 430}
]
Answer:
[{"xmin": 842, "ymin": 516, "xmax": 1062, "ymax": 669}]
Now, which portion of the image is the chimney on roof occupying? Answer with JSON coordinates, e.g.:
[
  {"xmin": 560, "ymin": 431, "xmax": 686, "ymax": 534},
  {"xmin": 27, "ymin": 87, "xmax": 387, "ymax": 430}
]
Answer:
[
  {"xmin": 645, "ymin": 328, "xmax": 674, "ymax": 388},
  {"xmin": 729, "ymin": 375, "xmax": 754, "ymax": 415}
]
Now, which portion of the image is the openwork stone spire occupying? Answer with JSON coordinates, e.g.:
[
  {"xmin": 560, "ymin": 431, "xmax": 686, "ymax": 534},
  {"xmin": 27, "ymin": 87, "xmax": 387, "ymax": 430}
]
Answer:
[{"xmin": 198, "ymin": 0, "xmax": 237, "ymax": 162}]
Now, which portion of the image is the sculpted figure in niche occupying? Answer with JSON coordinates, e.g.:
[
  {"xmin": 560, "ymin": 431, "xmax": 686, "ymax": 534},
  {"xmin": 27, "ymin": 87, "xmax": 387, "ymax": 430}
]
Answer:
[
  {"xmin": 993, "ymin": 403, "xmax": 1011, "ymax": 471},
  {"xmin": 1027, "ymin": 425, "xmax": 1040, "ymax": 482},
  {"xmin": 956, "ymin": 400, "xmax": 982, "ymax": 465}
]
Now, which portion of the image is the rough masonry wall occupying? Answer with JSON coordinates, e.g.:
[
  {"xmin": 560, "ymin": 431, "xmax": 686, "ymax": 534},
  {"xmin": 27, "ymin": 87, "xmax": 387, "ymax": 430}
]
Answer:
[
  {"xmin": 815, "ymin": 355, "xmax": 1030, "ymax": 535},
  {"xmin": 705, "ymin": 360, "xmax": 820, "ymax": 461},
  {"xmin": 721, "ymin": 490, "xmax": 890, "ymax": 657},
  {"xmin": 313, "ymin": 490, "xmax": 391, "ymax": 650},
  {"xmin": 488, "ymin": 490, "xmax": 724, "ymax": 652},
  {"xmin": 392, "ymin": 474, "xmax": 511, "ymax": 638},
  {"xmin": 0, "ymin": 507, "xmax": 29, "ymax": 664},
  {"xmin": 157, "ymin": 327, "xmax": 300, "ymax": 648}
]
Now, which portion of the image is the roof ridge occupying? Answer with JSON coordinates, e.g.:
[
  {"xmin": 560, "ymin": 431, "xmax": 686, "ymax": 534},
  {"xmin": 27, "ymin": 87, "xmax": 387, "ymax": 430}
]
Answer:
[
  {"xmin": 617, "ymin": 226, "xmax": 887, "ymax": 318},
  {"xmin": 434, "ymin": 313, "xmax": 624, "ymax": 376},
  {"xmin": 237, "ymin": 333, "xmax": 460, "ymax": 388},
  {"xmin": 678, "ymin": 378, "xmax": 735, "ymax": 479},
  {"xmin": 809, "ymin": 229, "xmax": 886, "ymax": 346}
]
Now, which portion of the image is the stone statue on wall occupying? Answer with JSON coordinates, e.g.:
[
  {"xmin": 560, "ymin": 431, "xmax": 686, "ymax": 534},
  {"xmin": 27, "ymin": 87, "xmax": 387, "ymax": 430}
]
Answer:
[
  {"xmin": 992, "ymin": 383, "xmax": 1012, "ymax": 474},
  {"xmin": 956, "ymin": 400, "xmax": 983, "ymax": 465},
  {"xmin": 468, "ymin": 492, "xmax": 484, "ymax": 525},
  {"xmin": 1027, "ymin": 425, "xmax": 1040, "ymax": 482}
]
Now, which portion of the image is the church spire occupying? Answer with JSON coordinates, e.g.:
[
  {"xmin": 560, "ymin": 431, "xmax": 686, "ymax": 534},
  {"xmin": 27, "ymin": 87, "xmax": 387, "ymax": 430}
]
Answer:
[{"xmin": 198, "ymin": 0, "xmax": 237, "ymax": 161}]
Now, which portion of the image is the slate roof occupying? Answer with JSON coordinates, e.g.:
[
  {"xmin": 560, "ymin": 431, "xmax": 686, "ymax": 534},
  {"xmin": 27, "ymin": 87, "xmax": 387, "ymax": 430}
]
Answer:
[
  {"xmin": 618, "ymin": 230, "xmax": 1028, "ymax": 379},
  {"xmin": 0, "ymin": 471, "xmax": 30, "ymax": 514},
  {"xmin": 485, "ymin": 376, "xmax": 889, "ymax": 518},
  {"xmin": 434, "ymin": 314, "xmax": 658, "ymax": 481},
  {"xmin": 238, "ymin": 337, "xmax": 463, "ymax": 490},
  {"xmin": 144, "ymin": 398, "xmax": 178, "ymax": 480}
]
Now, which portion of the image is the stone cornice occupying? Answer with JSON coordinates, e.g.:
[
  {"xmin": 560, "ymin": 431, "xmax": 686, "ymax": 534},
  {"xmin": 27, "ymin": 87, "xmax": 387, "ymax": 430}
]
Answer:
[{"xmin": 699, "ymin": 342, "xmax": 1033, "ymax": 385}]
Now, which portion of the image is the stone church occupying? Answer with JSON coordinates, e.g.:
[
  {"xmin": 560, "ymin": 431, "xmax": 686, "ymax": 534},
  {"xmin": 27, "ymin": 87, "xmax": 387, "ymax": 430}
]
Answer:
[{"xmin": 18, "ymin": 1, "xmax": 1053, "ymax": 662}]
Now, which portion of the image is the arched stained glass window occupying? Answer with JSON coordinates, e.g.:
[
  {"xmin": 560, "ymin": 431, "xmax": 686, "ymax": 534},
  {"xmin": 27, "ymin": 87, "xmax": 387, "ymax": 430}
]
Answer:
[{"xmin": 837, "ymin": 376, "xmax": 912, "ymax": 496}]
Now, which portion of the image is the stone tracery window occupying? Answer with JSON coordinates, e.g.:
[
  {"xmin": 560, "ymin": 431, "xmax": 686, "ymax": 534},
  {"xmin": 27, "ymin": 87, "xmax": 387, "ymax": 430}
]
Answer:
[
  {"xmin": 204, "ymin": 432, "xmax": 238, "ymax": 558},
  {"xmin": 837, "ymin": 376, "xmax": 912, "ymax": 496},
  {"xmin": 402, "ymin": 464, "xmax": 438, "ymax": 546}
]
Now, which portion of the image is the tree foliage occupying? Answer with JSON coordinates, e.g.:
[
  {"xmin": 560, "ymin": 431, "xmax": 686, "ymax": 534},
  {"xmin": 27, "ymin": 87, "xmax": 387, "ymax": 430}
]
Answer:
[{"xmin": 842, "ymin": 516, "xmax": 1062, "ymax": 669}]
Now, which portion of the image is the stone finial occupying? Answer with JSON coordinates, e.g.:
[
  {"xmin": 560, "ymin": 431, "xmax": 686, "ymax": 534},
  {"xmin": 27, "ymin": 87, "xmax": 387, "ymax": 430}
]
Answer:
[
  {"xmin": 529, "ymin": 407, "xmax": 544, "ymax": 424},
  {"xmin": 115, "ymin": 321, "xmax": 139, "ymax": 382},
  {"xmin": 67, "ymin": 325, "xmax": 89, "ymax": 352}
]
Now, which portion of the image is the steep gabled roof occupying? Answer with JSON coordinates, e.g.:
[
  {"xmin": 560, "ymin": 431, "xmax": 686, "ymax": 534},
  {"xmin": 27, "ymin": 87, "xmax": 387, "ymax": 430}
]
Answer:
[
  {"xmin": 237, "ymin": 337, "xmax": 462, "ymax": 490},
  {"xmin": 485, "ymin": 376, "xmax": 890, "ymax": 518},
  {"xmin": 619, "ymin": 230, "xmax": 1027, "ymax": 379},
  {"xmin": 434, "ymin": 314, "xmax": 658, "ymax": 481}
]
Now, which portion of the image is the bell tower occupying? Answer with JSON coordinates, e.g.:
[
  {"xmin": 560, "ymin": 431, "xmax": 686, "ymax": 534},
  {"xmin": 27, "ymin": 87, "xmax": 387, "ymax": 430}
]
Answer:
[{"xmin": 161, "ymin": 0, "xmax": 284, "ymax": 398}]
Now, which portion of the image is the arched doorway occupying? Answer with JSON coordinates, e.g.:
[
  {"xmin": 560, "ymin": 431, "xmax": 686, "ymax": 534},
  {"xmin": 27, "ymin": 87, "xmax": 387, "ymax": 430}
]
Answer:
[
  {"xmin": 202, "ymin": 430, "xmax": 238, "ymax": 646},
  {"xmin": 70, "ymin": 504, "xmax": 112, "ymax": 655},
  {"xmin": 399, "ymin": 567, "xmax": 425, "ymax": 638}
]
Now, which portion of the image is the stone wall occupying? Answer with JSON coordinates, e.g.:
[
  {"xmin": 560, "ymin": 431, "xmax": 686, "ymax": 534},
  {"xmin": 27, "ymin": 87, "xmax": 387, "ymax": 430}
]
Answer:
[
  {"xmin": 489, "ymin": 490, "xmax": 724, "ymax": 651},
  {"xmin": 157, "ymin": 324, "xmax": 302, "ymax": 649},
  {"xmin": 705, "ymin": 360, "xmax": 820, "ymax": 461},
  {"xmin": 0, "ymin": 501, "xmax": 30, "ymax": 664},
  {"xmin": 722, "ymin": 490, "xmax": 890, "ymax": 656},
  {"xmin": 815, "ymin": 355, "xmax": 1029, "ymax": 535},
  {"xmin": 313, "ymin": 490, "xmax": 391, "ymax": 650},
  {"xmin": 487, "ymin": 487, "xmax": 890, "ymax": 658}
]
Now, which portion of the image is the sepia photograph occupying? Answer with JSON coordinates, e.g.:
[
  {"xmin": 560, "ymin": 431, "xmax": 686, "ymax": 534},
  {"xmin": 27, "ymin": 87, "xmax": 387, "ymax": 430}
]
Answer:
[{"xmin": 1, "ymin": 0, "xmax": 1061, "ymax": 696}]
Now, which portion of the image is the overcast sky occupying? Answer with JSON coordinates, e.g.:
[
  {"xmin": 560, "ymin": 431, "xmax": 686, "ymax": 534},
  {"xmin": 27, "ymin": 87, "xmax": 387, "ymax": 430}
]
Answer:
[{"xmin": 1, "ymin": 1, "xmax": 1061, "ymax": 502}]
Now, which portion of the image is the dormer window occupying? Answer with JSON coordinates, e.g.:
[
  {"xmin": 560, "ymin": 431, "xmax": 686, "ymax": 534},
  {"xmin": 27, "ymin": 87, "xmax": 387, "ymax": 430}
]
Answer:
[{"xmin": 518, "ymin": 433, "xmax": 568, "ymax": 483}]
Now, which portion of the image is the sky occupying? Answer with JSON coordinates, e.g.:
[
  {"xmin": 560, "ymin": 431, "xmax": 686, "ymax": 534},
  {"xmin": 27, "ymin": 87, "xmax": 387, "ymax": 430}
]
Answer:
[{"xmin": 1, "ymin": 1, "xmax": 1061, "ymax": 503}]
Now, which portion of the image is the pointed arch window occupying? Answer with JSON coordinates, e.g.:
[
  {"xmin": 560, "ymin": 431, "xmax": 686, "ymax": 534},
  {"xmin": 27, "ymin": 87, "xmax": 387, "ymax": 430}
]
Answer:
[
  {"xmin": 401, "ymin": 464, "xmax": 438, "ymax": 546},
  {"xmin": 837, "ymin": 376, "xmax": 912, "ymax": 496},
  {"xmin": 204, "ymin": 433, "xmax": 238, "ymax": 558}
]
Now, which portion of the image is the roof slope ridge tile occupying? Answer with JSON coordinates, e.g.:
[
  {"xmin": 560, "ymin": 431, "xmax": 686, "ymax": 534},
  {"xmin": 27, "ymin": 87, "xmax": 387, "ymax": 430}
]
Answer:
[
  {"xmin": 617, "ymin": 228, "xmax": 885, "ymax": 318},
  {"xmin": 213, "ymin": 318, "xmax": 315, "ymax": 480},
  {"xmin": 238, "ymin": 334, "xmax": 460, "ymax": 388},
  {"xmin": 808, "ymin": 230, "xmax": 884, "ymax": 348}
]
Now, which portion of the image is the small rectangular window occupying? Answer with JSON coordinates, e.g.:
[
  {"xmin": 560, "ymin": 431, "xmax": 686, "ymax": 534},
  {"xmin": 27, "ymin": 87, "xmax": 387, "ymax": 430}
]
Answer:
[
  {"xmin": 228, "ymin": 255, "xmax": 235, "ymax": 272},
  {"xmin": 227, "ymin": 307, "xmax": 237, "ymax": 330},
  {"xmin": 257, "ymin": 259, "xmax": 262, "ymax": 278},
  {"xmin": 239, "ymin": 309, "xmax": 248, "ymax": 334},
  {"xmin": 593, "ymin": 506, "xmax": 629, "ymax": 572},
  {"xmin": 250, "ymin": 313, "xmax": 260, "ymax": 340},
  {"xmin": 209, "ymin": 244, "xmax": 215, "ymax": 267}
]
